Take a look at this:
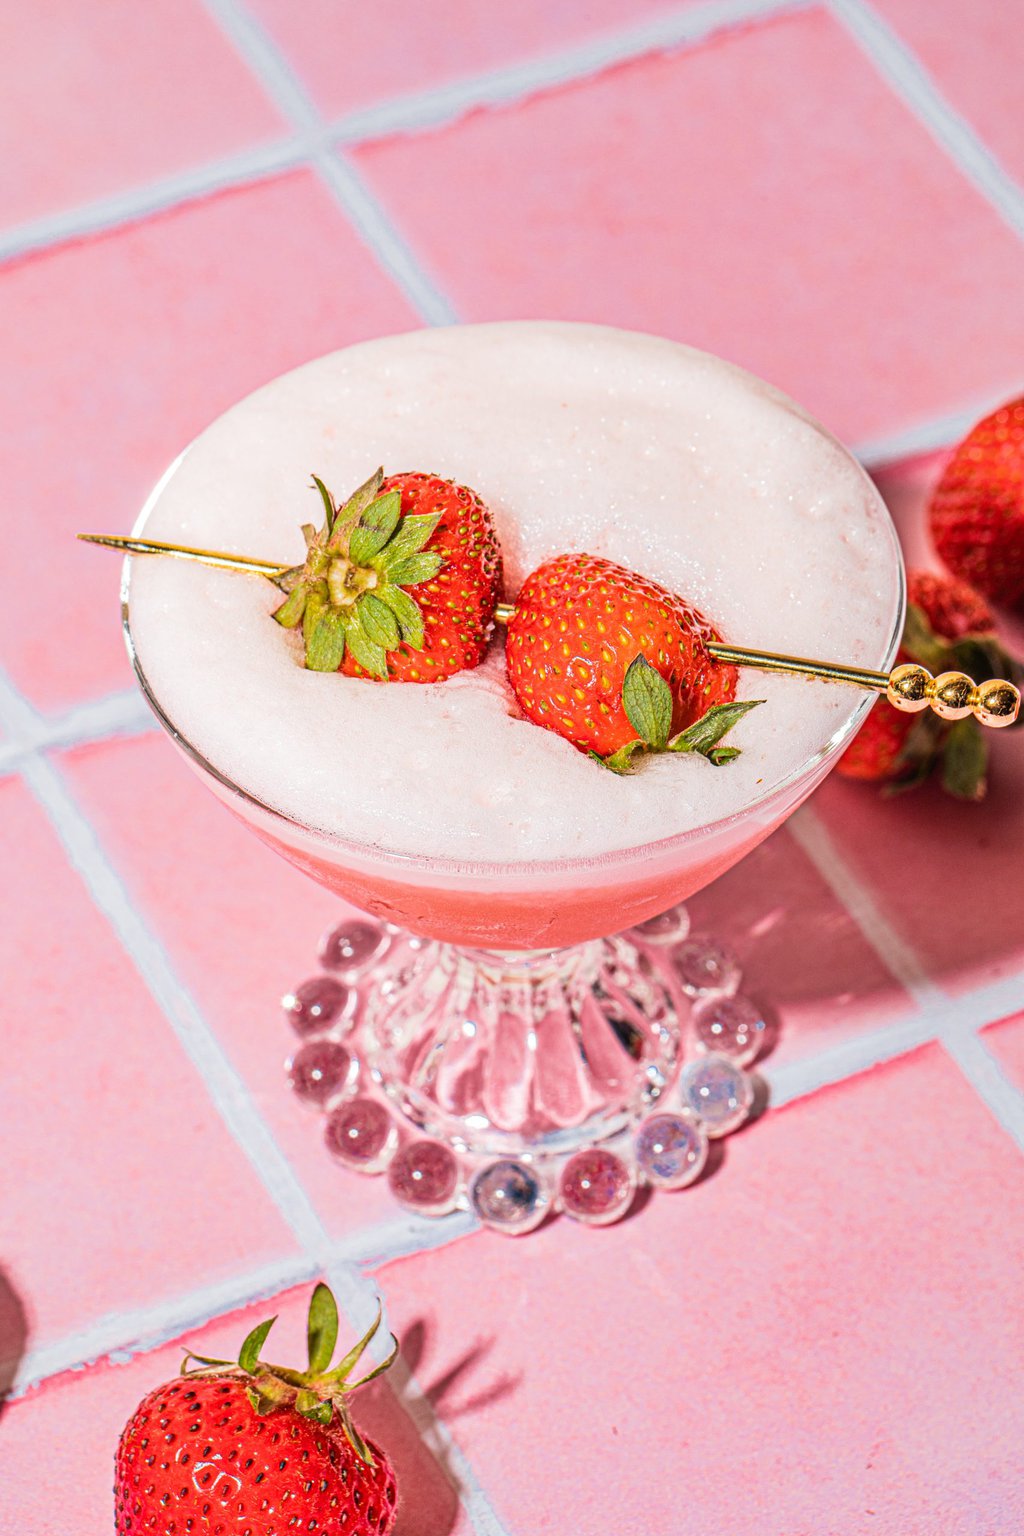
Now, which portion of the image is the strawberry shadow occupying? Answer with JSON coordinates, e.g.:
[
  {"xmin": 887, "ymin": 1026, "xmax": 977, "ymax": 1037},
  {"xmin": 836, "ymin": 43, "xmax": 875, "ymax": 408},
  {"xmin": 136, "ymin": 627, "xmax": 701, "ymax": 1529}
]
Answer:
[
  {"xmin": 0, "ymin": 1265, "xmax": 28, "ymax": 1422},
  {"xmin": 352, "ymin": 1319, "xmax": 519, "ymax": 1536}
]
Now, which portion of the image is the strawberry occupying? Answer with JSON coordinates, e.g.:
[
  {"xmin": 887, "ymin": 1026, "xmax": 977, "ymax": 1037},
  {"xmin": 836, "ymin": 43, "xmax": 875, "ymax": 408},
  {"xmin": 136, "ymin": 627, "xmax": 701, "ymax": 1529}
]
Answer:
[
  {"xmin": 273, "ymin": 468, "xmax": 502, "ymax": 681},
  {"xmin": 504, "ymin": 552, "xmax": 759, "ymax": 773},
  {"xmin": 114, "ymin": 1285, "xmax": 398, "ymax": 1536},
  {"xmin": 837, "ymin": 569, "xmax": 1020, "ymax": 798},
  {"xmin": 929, "ymin": 397, "xmax": 1024, "ymax": 607}
]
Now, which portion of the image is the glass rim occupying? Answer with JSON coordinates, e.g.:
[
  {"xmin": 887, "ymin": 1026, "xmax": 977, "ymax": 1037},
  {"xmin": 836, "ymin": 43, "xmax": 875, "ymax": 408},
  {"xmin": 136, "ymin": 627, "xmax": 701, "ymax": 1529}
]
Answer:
[{"xmin": 121, "ymin": 449, "xmax": 906, "ymax": 882}]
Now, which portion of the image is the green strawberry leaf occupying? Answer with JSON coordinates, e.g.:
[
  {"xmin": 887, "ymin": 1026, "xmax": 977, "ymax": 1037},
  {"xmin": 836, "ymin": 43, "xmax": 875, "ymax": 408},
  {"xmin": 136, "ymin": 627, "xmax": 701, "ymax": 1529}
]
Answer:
[
  {"xmin": 180, "ymin": 1350, "xmax": 233, "ymax": 1376},
  {"xmin": 238, "ymin": 1316, "xmax": 277, "ymax": 1376},
  {"xmin": 345, "ymin": 617, "xmax": 389, "ymax": 679},
  {"xmin": 942, "ymin": 717, "xmax": 988, "ymax": 801},
  {"xmin": 272, "ymin": 563, "xmax": 306, "ymax": 593},
  {"xmin": 347, "ymin": 1333, "xmax": 400, "ymax": 1391},
  {"xmin": 296, "ymin": 1389, "xmax": 333, "ymax": 1425},
  {"xmin": 707, "ymin": 746, "xmax": 741, "ymax": 765},
  {"xmin": 593, "ymin": 740, "xmax": 646, "ymax": 774},
  {"xmin": 385, "ymin": 551, "xmax": 443, "ymax": 589},
  {"xmin": 349, "ymin": 491, "xmax": 402, "ymax": 565},
  {"xmin": 306, "ymin": 606, "xmax": 348, "ymax": 672},
  {"xmin": 322, "ymin": 1303, "xmax": 383, "ymax": 1386},
  {"xmin": 622, "ymin": 655, "xmax": 673, "ymax": 748},
  {"xmin": 375, "ymin": 511, "xmax": 442, "ymax": 569},
  {"xmin": 272, "ymin": 584, "xmax": 307, "ymax": 629},
  {"xmin": 668, "ymin": 699, "xmax": 763, "ymax": 760},
  {"xmin": 327, "ymin": 467, "xmax": 385, "ymax": 547},
  {"xmin": 358, "ymin": 591, "xmax": 401, "ymax": 651},
  {"xmin": 303, "ymin": 582, "xmax": 329, "ymax": 648},
  {"xmin": 340, "ymin": 1413, "xmax": 373, "ymax": 1466},
  {"xmin": 310, "ymin": 475, "xmax": 338, "ymax": 535},
  {"xmin": 901, "ymin": 603, "xmax": 947, "ymax": 672},
  {"xmin": 306, "ymin": 1282, "xmax": 339, "ymax": 1376},
  {"xmin": 376, "ymin": 584, "xmax": 424, "ymax": 650}
]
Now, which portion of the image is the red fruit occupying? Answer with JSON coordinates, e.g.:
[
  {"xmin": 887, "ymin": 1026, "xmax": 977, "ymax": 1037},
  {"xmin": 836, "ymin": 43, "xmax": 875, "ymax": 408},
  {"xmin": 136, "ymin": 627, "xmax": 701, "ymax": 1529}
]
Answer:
[
  {"xmin": 837, "ymin": 568, "xmax": 1013, "ymax": 797},
  {"xmin": 929, "ymin": 397, "xmax": 1024, "ymax": 606},
  {"xmin": 272, "ymin": 468, "xmax": 502, "ymax": 682},
  {"xmin": 114, "ymin": 1286, "xmax": 398, "ymax": 1536},
  {"xmin": 505, "ymin": 553, "xmax": 757, "ymax": 773}
]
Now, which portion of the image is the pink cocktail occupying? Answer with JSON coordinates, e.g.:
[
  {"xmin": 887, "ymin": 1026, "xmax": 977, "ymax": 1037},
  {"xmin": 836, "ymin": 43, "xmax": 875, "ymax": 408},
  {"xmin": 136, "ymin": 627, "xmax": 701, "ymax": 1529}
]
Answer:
[{"xmin": 124, "ymin": 323, "xmax": 904, "ymax": 1217}]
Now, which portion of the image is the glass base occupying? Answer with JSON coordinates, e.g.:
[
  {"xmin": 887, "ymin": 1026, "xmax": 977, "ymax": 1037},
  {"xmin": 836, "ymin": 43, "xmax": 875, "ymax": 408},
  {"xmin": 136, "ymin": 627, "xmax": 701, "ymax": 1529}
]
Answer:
[{"xmin": 282, "ymin": 906, "xmax": 768, "ymax": 1232}]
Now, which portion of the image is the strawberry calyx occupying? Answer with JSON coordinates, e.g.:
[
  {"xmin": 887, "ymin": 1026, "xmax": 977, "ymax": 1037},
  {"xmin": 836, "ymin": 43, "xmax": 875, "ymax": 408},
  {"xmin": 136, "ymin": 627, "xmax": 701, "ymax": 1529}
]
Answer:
[
  {"xmin": 180, "ymin": 1283, "xmax": 397, "ymax": 1464},
  {"xmin": 593, "ymin": 655, "xmax": 763, "ymax": 774},
  {"xmin": 272, "ymin": 468, "xmax": 445, "ymax": 677},
  {"xmin": 887, "ymin": 600, "xmax": 1021, "ymax": 801}
]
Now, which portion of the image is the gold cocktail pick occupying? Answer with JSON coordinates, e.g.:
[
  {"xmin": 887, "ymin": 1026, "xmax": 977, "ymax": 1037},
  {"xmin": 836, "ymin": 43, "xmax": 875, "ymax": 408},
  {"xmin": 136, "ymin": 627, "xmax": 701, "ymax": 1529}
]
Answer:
[{"xmin": 80, "ymin": 534, "xmax": 1021, "ymax": 729}]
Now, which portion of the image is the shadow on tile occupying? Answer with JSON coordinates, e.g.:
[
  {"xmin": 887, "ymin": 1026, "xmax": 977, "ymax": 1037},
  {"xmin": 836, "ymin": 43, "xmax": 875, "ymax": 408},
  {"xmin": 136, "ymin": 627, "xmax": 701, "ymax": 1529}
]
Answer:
[{"xmin": 0, "ymin": 1265, "xmax": 28, "ymax": 1421}]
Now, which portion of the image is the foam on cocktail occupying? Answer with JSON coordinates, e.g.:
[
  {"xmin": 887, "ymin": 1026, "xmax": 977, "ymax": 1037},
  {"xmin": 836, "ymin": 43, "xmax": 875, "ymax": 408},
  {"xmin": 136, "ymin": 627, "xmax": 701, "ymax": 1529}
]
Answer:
[{"xmin": 128, "ymin": 322, "xmax": 900, "ymax": 863}]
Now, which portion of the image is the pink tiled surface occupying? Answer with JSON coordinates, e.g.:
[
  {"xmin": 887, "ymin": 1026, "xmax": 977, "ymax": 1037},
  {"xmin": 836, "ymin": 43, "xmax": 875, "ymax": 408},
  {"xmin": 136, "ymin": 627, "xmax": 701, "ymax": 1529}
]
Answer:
[
  {"xmin": 248, "ymin": 0, "xmax": 694, "ymax": 119},
  {"xmin": 0, "ymin": 173, "xmax": 417, "ymax": 713},
  {"xmin": 0, "ymin": 0, "xmax": 285, "ymax": 229},
  {"xmin": 353, "ymin": 7, "xmax": 1024, "ymax": 446},
  {"xmin": 373, "ymin": 1048, "xmax": 1024, "ymax": 1536},
  {"xmin": 2, "ymin": 4, "xmax": 1024, "ymax": 1533},
  {"xmin": 0, "ymin": 775, "xmax": 298, "ymax": 1359},
  {"xmin": 872, "ymin": 0, "xmax": 1024, "ymax": 183}
]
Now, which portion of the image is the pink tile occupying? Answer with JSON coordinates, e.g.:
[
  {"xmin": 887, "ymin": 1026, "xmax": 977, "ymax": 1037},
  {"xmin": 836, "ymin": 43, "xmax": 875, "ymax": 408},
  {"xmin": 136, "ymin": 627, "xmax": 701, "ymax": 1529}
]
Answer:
[
  {"xmin": 375, "ymin": 1046, "xmax": 1024, "ymax": 1536},
  {"xmin": 687, "ymin": 824, "xmax": 914, "ymax": 1068},
  {"xmin": 355, "ymin": 8, "xmax": 1024, "ymax": 447},
  {"xmin": 0, "ymin": 173, "xmax": 418, "ymax": 713},
  {"xmin": 811, "ymin": 749, "xmax": 1024, "ymax": 997},
  {"xmin": 982, "ymin": 1011, "xmax": 1024, "ymax": 1092},
  {"xmin": 64, "ymin": 733, "xmax": 402, "ymax": 1237},
  {"xmin": 2, "ymin": 1285, "xmax": 471, "ymax": 1536},
  {"xmin": 0, "ymin": 0, "xmax": 285, "ymax": 229},
  {"xmin": 0, "ymin": 774, "xmax": 297, "ymax": 1363},
  {"xmin": 872, "ymin": 0, "xmax": 1024, "ymax": 184},
  {"xmin": 250, "ymin": 0, "xmax": 695, "ymax": 118}
]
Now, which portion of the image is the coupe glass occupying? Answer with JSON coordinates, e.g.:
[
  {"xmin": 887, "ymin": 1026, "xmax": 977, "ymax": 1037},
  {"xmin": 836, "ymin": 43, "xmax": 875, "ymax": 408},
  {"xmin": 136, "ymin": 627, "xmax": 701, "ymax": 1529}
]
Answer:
[{"xmin": 122, "ymin": 493, "xmax": 905, "ymax": 1198}]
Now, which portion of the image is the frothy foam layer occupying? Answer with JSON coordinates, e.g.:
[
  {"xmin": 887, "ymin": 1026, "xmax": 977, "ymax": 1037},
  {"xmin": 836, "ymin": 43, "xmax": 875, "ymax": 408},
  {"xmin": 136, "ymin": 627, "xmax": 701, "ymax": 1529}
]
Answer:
[{"xmin": 128, "ymin": 323, "xmax": 901, "ymax": 864}]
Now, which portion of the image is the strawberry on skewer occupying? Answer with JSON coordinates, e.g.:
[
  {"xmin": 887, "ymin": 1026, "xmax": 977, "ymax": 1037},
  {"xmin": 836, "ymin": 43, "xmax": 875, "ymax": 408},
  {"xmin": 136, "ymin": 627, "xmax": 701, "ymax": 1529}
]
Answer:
[
  {"xmin": 504, "ymin": 552, "xmax": 760, "ymax": 773},
  {"xmin": 271, "ymin": 467, "xmax": 502, "ymax": 680},
  {"xmin": 79, "ymin": 529, "xmax": 1022, "ymax": 758}
]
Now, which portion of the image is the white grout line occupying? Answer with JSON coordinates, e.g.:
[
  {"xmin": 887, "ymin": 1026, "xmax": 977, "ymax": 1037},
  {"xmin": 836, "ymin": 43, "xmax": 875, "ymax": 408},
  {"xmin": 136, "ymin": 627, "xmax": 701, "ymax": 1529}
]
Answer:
[
  {"xmin": 0, "ymin": 0, "xmax": 805, "ymax": 277},
  {"xmin": 786, "ymin": 805, "xmax": 944, "ymax": 1007},
  {"xmin": 764, "ymin": 959, "xmax": 1024, "ymax": 1107},
  {"xmin": 0, "ymin": 136, "xmax": 312, "ymax": 267},
  {"xmin": 10, "ymin": 1254, "xmax": 318, "ymax": 1396},
  {"xmin": 0, "ymin": 687, "xmax": 155, "ymax": 775},
  {"xmin": 200, "ymin": 0, "xmax": 459, "ymax": 325},
  {"xmin": 939, "ymin": 1026, "xmax": 1024, "ymax": 1154},
  {"xmin": 764, "ymin": 1009, "xmax": 937, "ymax": 1106},
  {"xmin": 329, "ymin": 0, "xmax": 812, "ymax": 145},
  {"xmin": 828, "ymin": 0, "xmax": 1024, "ymax": 241},
  {"xmin": 335, "ymin": 1208, "xmax": 480, "ymax": 1269},
  {"xmin": 0, "ymin": 668, "xmax": 340, "ymax": 1263}
]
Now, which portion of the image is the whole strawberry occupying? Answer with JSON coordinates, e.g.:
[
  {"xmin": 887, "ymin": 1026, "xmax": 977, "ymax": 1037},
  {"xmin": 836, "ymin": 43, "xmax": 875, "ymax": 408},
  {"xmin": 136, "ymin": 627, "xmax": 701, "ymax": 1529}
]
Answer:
[
  {"xmin": 273, "ymin": 468, "xmax": 502, "ymax": 680},
  {"xmin": 505, "ymin": 553, "xmax": 759, "ymax": 772},
  {"xmin": 114, "ymin": 1285, "xmax": 398, "ymax": 1536},
  {"xmin": 929, "ymin": 397, "xmax": 1024, "ymax": 607},
  {"xmin": 837, "ymin": 569, "xmax": 1019, "ymax": 798}
]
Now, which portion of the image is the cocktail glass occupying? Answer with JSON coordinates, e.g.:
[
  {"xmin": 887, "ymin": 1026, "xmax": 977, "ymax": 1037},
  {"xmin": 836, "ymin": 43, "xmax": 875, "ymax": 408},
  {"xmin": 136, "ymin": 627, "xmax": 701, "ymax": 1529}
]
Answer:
[{"xmin": 121, "ymin": 462, "xmax": 905, "ymax": 1224}]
